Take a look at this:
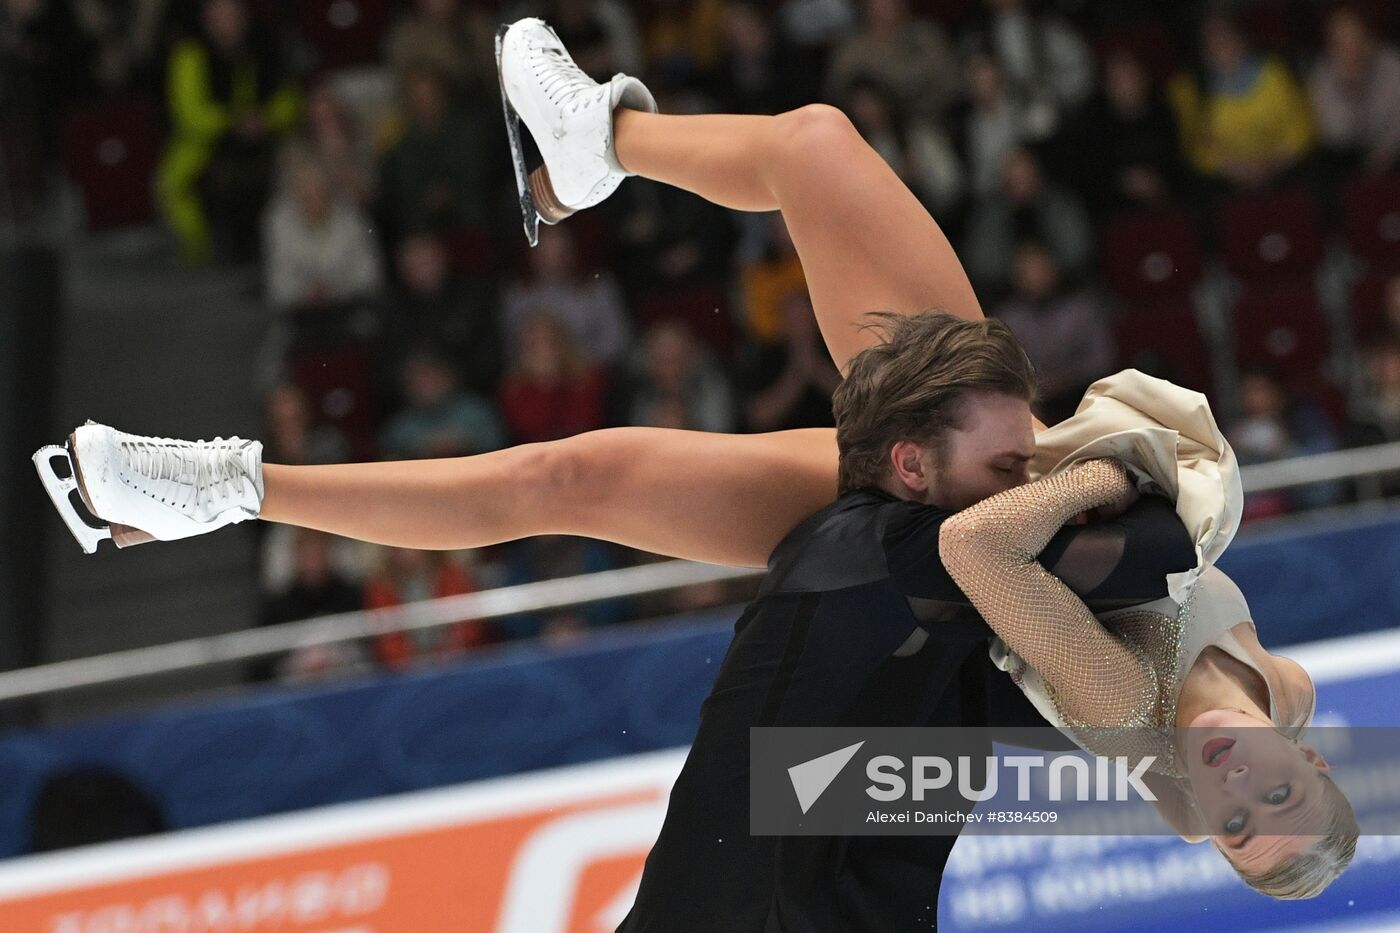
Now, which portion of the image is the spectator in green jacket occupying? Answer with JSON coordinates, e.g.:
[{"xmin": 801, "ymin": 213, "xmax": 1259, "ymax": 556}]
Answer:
[{"xmin": 157, "ymin": 0, "xmax": 300, "ymax": 265}]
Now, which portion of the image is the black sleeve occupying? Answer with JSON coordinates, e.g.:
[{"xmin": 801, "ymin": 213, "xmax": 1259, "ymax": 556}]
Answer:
[{"xmin": 884, "ymin": 494, "xmax": 1196, "ymax": 608}]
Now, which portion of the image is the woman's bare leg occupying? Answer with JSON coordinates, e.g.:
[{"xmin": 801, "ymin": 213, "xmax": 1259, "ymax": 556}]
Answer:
[
  {"xmin": 613, "ymin": 106, "xmax": 985, "ymax": 373},
  {"xmin": 256, "ymin": 108, "xmax": 1010, "ymax": 567},
  {"xmin": 259, "ymin": 428, "xmax": 838, "ymax": 568}
]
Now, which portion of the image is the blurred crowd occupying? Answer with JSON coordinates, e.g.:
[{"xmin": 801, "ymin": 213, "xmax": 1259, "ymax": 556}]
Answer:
[{"xmin": 3, "ymin": 0, "xmax": 1399, "ymax": 679}]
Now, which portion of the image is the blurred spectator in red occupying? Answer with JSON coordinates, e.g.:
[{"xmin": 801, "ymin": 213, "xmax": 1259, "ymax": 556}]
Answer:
[
  {"xmin": 627, "ymin": 321, "xmax": 736, "ymax": 432},
  {"xmin": 739, "ymin": 213, "xmax": 807, "ymax": 343},
  {"xmin": 262, "ymin": 150, "xmax": 383, "ymax": 312},
  {"xmin": 951, "ymin": 51, "xmax": 1035, "ymax": 198},
  {"xmin": 1168, "ymin": 9, "xmax": 1314, "ymax": 192},
  {"xmin": 380, "ymin": 346, "xmax": 506, "ymax": 459},
  {"xmin": 544, "ymin": 0, "xmax": 643, "ymax": 79},
  {"xmin": 157, "ymin": 0, "xmax": 300, "ymax": 265},
  {"xmin": 826, "ymin": 0, "xmax": 961, "ymax": 119},
  {"xmin": 499, "ymin": 313, "xmax": 609, "ymax": 443},
  {"xmin": 391, "ymin": 234, "xmax": 501, "ymax": 393},
  {"xmin": 263, "ymin": 382, "xmax": 350, "ymax": 466},
  {"xmin": 737, "ymin": 292, "xmax": 840, "ymax": 431},
  {"xmin": 363, "ymin": 547, "xmax": 494, "ymax": 670},
  {"xmin": 385, "ymin": 0, "xmax": 496, "ymax": 97},
  {"xmin": 843, "ymin": 74, "xmax": 965, "ymax": 215},
  {"xmin": 964, "ymin": 147, "xmax": 1094, "ymax": 298},
  {"xmin": 257, "ymin": 528, "xmax": 368, "ymax": 682},
  {"xmin": 1068, "ymin": 48, "xmax": 1187, "ymax": 219},
  {"xmin": 1229, "ymin": 366, "xmax": 1343, "ymax": 520},
  {"xmin": 297, "ymin": 83, "xmax": 376, "ymax": 209},
  {"xmin": 1309, "ymin": 5, "xmax": 1400, "ymax": 178},
  {"xmin": 503, "ymin": 225, "xmax": 632, "ymax": 366},
  {"xmin": 961, "ymin": 0, "xmax": 1094, "ymax": 140},
  {"xmin": 993, "ymin": 240, "xmax": 1114, "ymax": 424},
  {"xmin": 379, "ymin": 63, "xmax": 491, "ymax": 240}
]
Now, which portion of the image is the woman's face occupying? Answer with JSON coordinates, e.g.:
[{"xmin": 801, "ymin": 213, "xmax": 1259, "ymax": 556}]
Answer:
[
  {"xmin": 1326, "ymin": 11, "xmax": 1372, "ymax": 71},
  {"xmin": 1184, "ymin": 708, "xmax": 1331, "ymax": 873},
  {"xmin": 1001, "ymin": 149, "xmax": 1041, "ymax": 202},
  {"xmin": 848, "ymin": 87, "xmax": 890, "ymax": 134},
  {"xmin": 1202, "ymin": 16, "xmax": 1248, "ymax": 75},
  {"xmin": 530, "ymin": 229, "xmax": 576, "ymax": 280},
  {"xmin": 308, "ymin": 88, "xmax": 347, "ymax": 140},
  {"xmin": 1105, "ymin": 53, "xmax": 1148, "ymax": 112},
  {"xmin": 967, "ymin": 56, "xmax": 1004, "ymax": 108},
  {"xmin": 646, "ymin": 328, "xmax": 693, "ymax": 390},
  {"xmin": 202, "ymin": 0, "xmax": 247, "ymax": 51},
  {"xmin": 519, "ymin": 319, "xmax": 567, "ymax": 380}
]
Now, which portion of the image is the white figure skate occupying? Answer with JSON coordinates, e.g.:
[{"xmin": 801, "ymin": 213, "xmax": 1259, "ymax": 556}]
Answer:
[
  {"xmin": 33, "ymin": 421, "xmax": 264, "ymax": 554},
  {"xmin": 495, "ymin": 16, "xmax": 658, "ymax": 246}
]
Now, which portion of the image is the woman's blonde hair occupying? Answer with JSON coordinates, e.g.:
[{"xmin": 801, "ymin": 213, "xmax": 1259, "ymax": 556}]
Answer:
[{"xmin": 1217, "ymin": 773, "xmax": 1358, "ymax": 899}]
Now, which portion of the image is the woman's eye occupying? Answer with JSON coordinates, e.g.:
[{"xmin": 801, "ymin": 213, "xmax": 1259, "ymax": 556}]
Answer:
[
  {"xmin": 1225, "ymin": 811, "xmax": 1246, "ymax": 834},
  {"xmin": 1267, "ymin": 785, "xmax": 1291, "ymax": 805}
]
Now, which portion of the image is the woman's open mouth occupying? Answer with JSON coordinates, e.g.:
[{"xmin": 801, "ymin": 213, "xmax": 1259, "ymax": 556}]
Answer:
[{"xmin": 1203, "ymin": 737, "xmax": 1235, "ymax": 768}]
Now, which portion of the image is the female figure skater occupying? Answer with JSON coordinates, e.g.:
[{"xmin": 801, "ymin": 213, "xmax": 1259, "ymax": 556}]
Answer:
[{"xmin": 35, "ymin": 17, "xmax": 1352, "ymax": 900}]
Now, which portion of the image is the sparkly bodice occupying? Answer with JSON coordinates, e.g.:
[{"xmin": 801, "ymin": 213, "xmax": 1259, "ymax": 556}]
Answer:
[{"xmin": 940, "ymin": 459, "xmax": 1301, "ymax": 779}]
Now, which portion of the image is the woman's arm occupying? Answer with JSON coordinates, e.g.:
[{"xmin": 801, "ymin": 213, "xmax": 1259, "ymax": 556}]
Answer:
[
  {"xmin": 261, "ymin": 427, "xmax": 839, "ymax": 568},
  {"xmin": 938, "ymin": 458, "xmax": 1158, "ymax": 727}
]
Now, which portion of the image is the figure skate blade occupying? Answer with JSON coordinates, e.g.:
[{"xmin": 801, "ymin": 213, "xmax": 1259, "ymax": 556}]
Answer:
[
  {"xmin": 32, "ymin": 444, "xmax": 111, "ymax": 554},
  {"xmin": 496, "ymin": 24, "xmax": 541, "ymax": 247}
]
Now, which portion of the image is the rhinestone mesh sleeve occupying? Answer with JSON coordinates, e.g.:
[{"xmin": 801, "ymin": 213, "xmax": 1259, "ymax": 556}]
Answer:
[{"xmin": 938, "ymin": 458, "xmax": 1160, "ymax": 728}]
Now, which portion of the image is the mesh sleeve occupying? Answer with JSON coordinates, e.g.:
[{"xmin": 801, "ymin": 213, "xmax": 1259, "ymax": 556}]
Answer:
[{"xmin": 938, "ymin": 459, "xmax": 1159, "ymax": 728}]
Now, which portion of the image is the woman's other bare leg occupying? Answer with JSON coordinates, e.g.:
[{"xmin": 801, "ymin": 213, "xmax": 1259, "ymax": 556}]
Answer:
[
  {"xmin": 613, "ymin": 106, "xmax": 984, "ymax": 372},
  {"xmin": 259, "ymin": 428, "xmax": 838, "ymax": 568}
]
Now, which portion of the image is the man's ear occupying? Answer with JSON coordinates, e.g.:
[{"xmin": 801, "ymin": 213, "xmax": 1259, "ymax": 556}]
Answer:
[{"xmin": 889, "ymin": 440, "xmax": 929, "ymax": 494}]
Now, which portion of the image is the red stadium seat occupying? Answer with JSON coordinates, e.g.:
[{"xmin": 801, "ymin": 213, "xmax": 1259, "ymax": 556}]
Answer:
[
  {"xmin": 1232, "ymin": 284, "xmax": 1331, "ymax": 380},
  {"xmin": 909, "ymin": 0, "xmax": 978, "ymax": 29},
  {"xmin": 441, "ymin": 226, "xmax": 498, "ymax": 279},
  {"xmin": 1112, "ymin": 300, "xmax": 1214, "ymax": 394},
  {"xmin": 1103, "ymin": 210, "xmax": 1204, "ymax": 302},
  {"xmin": 299, "ymin": 0, "xmax": 392, "ymax": 72},
  {"xmin": 62, "ymin": 97, "xmax": 161, "ymax": 231},
  {"xmin": 637, "ymin": 287, "xmax": 735, "ymax": 357},
  {"xmin": 1093, "ymin": 21, "xmax": 1179, "ymax": 86},
  {"xmin": 1219, "ymin": 188, "xmax": 1324, "ymax": 283},
  {"xmin": 1350, "ymin": 272, "xmax": 1396, "ymax": 344},
  {"xmin": 290, "ymin": 345, "xmax": 380, "ymax": 461},
  {"xmin": 1342, "ymin": 173, "xmax": 1400, "ymax": 272}
]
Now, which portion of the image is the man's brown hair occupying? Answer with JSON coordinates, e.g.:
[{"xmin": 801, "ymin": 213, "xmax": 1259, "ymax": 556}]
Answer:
[{"xmin": 832, "ymin": 311, "xmax": 1036, "ymax": 494}]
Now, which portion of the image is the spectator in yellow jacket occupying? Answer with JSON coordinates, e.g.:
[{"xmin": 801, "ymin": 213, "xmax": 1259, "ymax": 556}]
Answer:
[
  {"xmin": 157, "ymin": 0, "xmax": 300, "ymax": 265},
  {"xmin": 1168, "ymin": 10, "xmax": 1314, "ymax": 191}
]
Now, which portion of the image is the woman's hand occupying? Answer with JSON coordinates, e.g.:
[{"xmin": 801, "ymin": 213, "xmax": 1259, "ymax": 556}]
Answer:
[{"xmin": 1086, "ymin": 461, "xmax": 1140, "ymax": 522}]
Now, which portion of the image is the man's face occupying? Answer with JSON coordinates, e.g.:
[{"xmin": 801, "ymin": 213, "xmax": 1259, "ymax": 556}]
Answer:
[{"xmin": 924, "ymin": 392, "xmax": 1036, "ymax": 511}]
